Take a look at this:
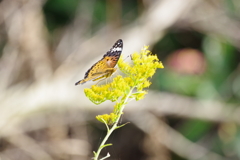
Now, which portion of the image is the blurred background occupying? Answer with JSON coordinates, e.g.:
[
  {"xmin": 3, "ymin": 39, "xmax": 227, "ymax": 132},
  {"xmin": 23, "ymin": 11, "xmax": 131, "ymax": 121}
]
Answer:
[{"xmin": 0, "ymin": 0, "xmax": 240, "ymax": 160}]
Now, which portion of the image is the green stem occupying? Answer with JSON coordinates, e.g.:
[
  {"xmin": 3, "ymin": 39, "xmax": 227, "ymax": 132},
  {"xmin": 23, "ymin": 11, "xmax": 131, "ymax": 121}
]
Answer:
[{"xmin": 93, "ymin": 87, "xmax": 134, "ymax": 160}]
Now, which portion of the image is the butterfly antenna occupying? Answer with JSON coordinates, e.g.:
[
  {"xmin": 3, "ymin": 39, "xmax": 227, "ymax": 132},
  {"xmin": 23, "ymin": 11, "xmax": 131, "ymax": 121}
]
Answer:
[
  {"xmin": 123, "ymin": 55, "xmax": 130, "ymax": 61},
  {"xmin": 123, "ymin": 54, "xmax": 134, "ymax": 61}
]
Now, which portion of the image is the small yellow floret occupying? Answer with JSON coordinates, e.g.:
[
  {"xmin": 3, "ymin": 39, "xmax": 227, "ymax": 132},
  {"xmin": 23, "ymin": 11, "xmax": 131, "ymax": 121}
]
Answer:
[{"xmin": 96, "ymin": 113, "xmax": 118, "ymax": 125}]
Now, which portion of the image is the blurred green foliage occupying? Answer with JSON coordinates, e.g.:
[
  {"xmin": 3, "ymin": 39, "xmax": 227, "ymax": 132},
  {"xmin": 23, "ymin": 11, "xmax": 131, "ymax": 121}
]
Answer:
[
  {"xmin": 153, "ymin": 32, "xmax": 240, "ymax": 102},
  {"xmin": 43, "ymin": 0, "xmax": 140, "ymax": 32},
  {"xmin": 152, "ymin": 30, "xmax": 240, "ymax": 159},
  {"xmin": 43, "ymin": 0, "xmax": 80, "ymax": 30}
]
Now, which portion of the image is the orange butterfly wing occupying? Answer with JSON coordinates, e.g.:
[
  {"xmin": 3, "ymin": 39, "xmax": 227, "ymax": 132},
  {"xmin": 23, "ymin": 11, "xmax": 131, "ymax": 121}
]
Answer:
[{"xmin": 75, "ymin": 39, "xmax": 123, "ymax": 85}]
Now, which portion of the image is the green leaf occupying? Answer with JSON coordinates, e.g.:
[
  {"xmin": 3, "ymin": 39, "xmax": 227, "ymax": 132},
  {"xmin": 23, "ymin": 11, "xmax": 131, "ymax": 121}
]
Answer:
[
  {"xmin": 100, "ymin": 143, "xmax": 112, "ymax": 150},
  {"xmin": 115, "ymin": 122, "xmax": 130, "ymax": 130}
]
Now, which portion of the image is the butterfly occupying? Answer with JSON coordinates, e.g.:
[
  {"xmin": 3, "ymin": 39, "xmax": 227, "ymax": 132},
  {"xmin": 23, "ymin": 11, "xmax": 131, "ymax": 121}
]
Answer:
[{"xmin": 75, "ymin": 39, "xmax": 123, "ymax": 85}]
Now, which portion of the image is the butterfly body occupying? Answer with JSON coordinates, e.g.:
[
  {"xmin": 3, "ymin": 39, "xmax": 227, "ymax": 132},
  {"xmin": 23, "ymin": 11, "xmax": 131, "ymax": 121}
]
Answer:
[{"xmin": 75, "ymin": 39, "xmax": 123, "ymax": 85}]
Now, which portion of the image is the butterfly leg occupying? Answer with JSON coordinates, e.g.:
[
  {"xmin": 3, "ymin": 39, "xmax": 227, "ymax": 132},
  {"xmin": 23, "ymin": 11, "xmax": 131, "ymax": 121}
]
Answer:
[
  {"xmin": 95, "ymin": 76, "xmax": 108, "ymax": 85},
  {"xmin": 93, "ymin": 72, "xmax": 113, "ymax": 85},
  {"xmin": 93, "ymin": 68, "xmax": 117, "ymax": 84}
]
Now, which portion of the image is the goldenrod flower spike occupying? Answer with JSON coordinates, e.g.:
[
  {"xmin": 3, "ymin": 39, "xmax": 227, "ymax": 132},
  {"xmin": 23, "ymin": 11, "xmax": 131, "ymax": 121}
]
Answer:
[{"xmin": 84, "ymin": 46, "xmax": 164, "ymax": 160}]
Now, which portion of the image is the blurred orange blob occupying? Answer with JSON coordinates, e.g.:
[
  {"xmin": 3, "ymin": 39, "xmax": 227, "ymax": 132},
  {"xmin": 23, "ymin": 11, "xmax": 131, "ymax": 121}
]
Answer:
[{"xmin": 166, "ymin": 48, "xmax": 206, "ymax": 75}]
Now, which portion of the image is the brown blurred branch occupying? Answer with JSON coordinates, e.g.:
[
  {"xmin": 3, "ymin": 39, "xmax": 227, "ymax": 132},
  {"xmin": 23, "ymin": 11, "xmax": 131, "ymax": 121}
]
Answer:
[
  {"xmin": 7, "ymin": 130, "xmax": 54, "ymax": 160},
  {"xmin": 127, "ymin": 92, "xmax": 240, "ymax": 125},
  {"xmin": 0, "ymin": 0, "xmax": 52, "ymax": 89},
  {"xmin": 129, "ymin": 112, "xmax": 227, "ymax": 160},
  {"xmin": 57, "ymin": 0, "xmax": 201, "ymax": 76}
]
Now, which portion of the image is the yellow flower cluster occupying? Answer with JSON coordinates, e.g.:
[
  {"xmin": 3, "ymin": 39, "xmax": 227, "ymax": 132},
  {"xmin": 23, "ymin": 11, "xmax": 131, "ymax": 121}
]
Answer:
[
  {"xmin": 96, "ymin": 102, "xmax": 123, "ymax": 125},
  {"xmin": 118, "ymin": 46, "xmax": 164, "ymax": 90},
  {"xmin": 117, "ymin": 45, "xmax": 164, "ymax": 99},
  {"xmin": 84, "ymin": 46, "xmax": 164, "ymax": 105},
  {"xmin": 84, "ymin": 76, "xmax": 129, "ymax": 105},
  {"xmin": 96, "ymin": 113, "xmax": 118, "ymax": 125},
  {"xmin": 84, "ymin": 46, "xmax": 164, "ymax": 125}
]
